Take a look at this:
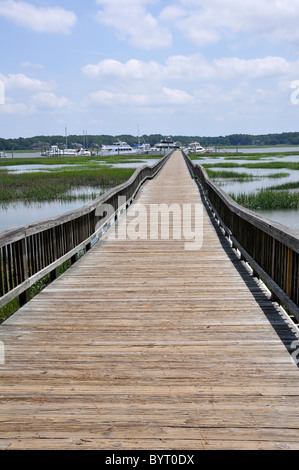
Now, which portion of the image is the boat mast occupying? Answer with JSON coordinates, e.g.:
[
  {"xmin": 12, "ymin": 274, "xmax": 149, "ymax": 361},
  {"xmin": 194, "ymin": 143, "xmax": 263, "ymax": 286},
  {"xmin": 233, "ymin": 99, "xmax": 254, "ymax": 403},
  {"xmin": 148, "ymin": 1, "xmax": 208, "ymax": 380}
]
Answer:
[
  {"xmin": 137, "ymin": 124, "xmax": 140, "ymax": 147},
  {"xmin": 65, "ymin": 127, "xmax": 68, "ymax": 152}
]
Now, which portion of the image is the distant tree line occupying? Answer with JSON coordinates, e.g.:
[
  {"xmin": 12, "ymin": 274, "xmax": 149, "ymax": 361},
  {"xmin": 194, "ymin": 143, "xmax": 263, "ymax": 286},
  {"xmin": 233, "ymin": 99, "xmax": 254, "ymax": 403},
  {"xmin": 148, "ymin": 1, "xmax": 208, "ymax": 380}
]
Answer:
[{"xmin": 1, "ymin": 132, "xmax": 299, "ymax": 151}]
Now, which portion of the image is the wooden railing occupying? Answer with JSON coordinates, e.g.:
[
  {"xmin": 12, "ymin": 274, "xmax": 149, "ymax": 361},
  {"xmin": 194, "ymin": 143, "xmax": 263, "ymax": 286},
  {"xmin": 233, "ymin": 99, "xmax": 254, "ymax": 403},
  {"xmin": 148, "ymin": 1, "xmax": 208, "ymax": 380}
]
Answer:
[
  {"xmin": 0, "ymin": 152, "xmax": 172, "ymax": 310},
  {"xmin": 184, "ymin": 151, "xmax": 299, "ymax": 322}
]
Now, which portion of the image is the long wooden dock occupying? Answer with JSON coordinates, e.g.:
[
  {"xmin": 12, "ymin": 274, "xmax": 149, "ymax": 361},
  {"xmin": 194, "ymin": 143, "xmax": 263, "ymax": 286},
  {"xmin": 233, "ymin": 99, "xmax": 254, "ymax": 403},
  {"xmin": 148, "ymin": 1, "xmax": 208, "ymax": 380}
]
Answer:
[{"xmin": 1, "ymin": 150, "xmax": 299, "ymax": 450}]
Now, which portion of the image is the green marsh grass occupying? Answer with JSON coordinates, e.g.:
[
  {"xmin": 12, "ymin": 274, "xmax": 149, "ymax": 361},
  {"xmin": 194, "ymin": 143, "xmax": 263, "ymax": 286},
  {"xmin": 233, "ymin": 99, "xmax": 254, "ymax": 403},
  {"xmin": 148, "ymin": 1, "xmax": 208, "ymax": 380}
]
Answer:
[
  {"xmin": 206, "ymin": 169, "xmax": 290, "ymax": 180},
  {"xmin": 0, "ymin": 167, "xmax": 135, "ymax": 203},
  {"xmin": 190, "ymin": 151, "xmax": 299, "ymax": 161},
  {"xmin": 0, "ymin": 298, "xmax": 19, "ymax": 323},
  {"xmin": 229, "ymin": 190, "xmax": 299, "ymax": 210},
  {"xmin": 0, "ymin": 153, "xmax": 162, "ymax": 168},
  {"xmin": 224, "ymin": 151, "xmax": 299, "ymax": 160},
  {"xmin": 204, "ymin": 161, "xmax": 299, "ymax": 170},
  {"xmin": 206, "ymin": 169, "xmax": 255, "ymax": 179},
  {"xmin": 189, "ymin": 153, "xmax": 243, "ymax": 160},
  {"xmin": 268, "ymin": 181, "xmax": 299, "ymax": 191},
  {"xmin": 266, "ymin": 172, "xmax": 290, "ymax": 178}
]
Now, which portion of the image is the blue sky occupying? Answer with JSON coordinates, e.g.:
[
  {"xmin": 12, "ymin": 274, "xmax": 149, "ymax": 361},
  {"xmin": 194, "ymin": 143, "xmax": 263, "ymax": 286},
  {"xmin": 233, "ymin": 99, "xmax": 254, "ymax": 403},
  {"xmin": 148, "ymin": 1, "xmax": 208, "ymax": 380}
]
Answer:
[{"xmin": 1, "ymin": 0, "xmax": 299, "ymax": 139}]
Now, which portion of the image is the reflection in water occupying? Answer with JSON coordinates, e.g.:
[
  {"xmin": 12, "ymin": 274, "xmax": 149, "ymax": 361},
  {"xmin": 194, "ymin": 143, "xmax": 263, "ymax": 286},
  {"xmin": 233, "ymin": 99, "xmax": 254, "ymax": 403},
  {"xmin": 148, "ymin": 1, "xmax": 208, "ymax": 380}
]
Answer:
[
  {"xmin": 214, "ymin": 167, "xmax": 298, "ymax": 194},
  {"xmin": 254, "ymin": 209, "xmax": 299, "ymax": 232},
  {"xmin": 0, "ymin": 200, "xmax": 94, "ymax": 232}
]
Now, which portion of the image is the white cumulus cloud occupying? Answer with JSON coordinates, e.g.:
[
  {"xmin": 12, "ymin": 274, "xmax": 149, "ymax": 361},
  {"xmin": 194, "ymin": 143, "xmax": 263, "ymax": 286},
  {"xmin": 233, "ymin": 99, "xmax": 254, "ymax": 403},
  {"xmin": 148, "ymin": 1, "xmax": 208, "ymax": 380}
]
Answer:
[
  {"xmin": 95, "ymin": 0, "xmax": 172, "ymax": 49},
  {"xmin": 0, "ymin": 0, "xmax": 77, "ymax": 34},
  {"xmin": 160, "ymin": 0, "xmax": 299, "ymax": 46},
  {"xmin": 83, "ymin": 58, "xmax": 163, "ymax": 81},
  {"xmin": 31, "ymin": 92, "xmax": 73, "ymax": 110},
  {"xmin": 83, "ymin": 54, "xmax": 299, "ymax": 83},
  {"xmin": 0, "ymin": 73, "xmax": 55, "ymax": 91},
  {"xmin": 88, "ymin": 85, "xmax": 193, "ymax": 108}
]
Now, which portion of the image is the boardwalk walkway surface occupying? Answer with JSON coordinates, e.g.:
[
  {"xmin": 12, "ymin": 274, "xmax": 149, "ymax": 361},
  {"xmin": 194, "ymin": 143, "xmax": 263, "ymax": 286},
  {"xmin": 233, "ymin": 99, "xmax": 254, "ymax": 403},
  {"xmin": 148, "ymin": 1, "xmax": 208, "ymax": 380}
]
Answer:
[{"xmin": 1, "ymin": 151, "xmax": 299, "ymax": 450}]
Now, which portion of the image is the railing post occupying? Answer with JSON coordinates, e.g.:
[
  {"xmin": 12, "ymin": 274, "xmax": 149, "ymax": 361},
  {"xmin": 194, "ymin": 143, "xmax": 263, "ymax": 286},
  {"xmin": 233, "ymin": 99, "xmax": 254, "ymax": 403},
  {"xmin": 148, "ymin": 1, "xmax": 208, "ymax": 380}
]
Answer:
[
  {"xmin": 19, "ymin": 289, "xmax": 30, "ymax": 307},
  {"xmin": 19, "ymin": 238, "xmax": 29, "ymax": 307},
  {"xmin": 286, "ymin": 247, "xmax": 293, "ymax": 299},
  {"xmin": 50, "ymin": 268, "xmax": 59, "ymax": 282}
]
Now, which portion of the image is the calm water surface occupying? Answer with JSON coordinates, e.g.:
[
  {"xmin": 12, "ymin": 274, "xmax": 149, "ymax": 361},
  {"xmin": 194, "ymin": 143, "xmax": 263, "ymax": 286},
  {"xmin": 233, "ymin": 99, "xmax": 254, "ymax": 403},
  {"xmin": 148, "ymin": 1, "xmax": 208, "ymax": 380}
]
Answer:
[
  {"xmin": 0, "ymin": 200, "xmax": 92, "ymax": 232},
  {"xmin": 254, "ymin": 209, "xmax": 299, "ymax": 232}
]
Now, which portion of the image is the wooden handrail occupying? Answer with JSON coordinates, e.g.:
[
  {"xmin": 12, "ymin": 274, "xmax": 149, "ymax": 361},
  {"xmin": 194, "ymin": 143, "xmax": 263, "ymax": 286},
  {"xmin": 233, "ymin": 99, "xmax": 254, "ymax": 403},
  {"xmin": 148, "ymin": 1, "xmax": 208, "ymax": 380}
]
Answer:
[
  {"xmin": 0, "ymin": 152, "xmax": 172, "ymax": 309},
  {"xmin": 183, "ymin": 151, "xmax": 299, "ymax": 321}
]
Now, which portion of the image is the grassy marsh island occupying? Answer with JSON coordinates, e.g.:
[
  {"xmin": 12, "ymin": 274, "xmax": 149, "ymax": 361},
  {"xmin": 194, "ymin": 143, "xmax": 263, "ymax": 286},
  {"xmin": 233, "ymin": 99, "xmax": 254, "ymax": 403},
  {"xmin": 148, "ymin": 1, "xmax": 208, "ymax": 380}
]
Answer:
[
  {"xmin": 229, "ymin": 190, "xmax": 299, "ymax": 210},
  {"xmin": 0, "ymin": 152, "xmax": 162, "ymax": 168},
  {"xmin": 202, "ymin": 160, "xmax": 299, "ymax": 171},
  {"xmin": 206, "ymin": 169, "xmax": 290, "ymax": 180},
  {"xmin": 0, "ymin": 167, "xmax": 136, "ymax": 204},
  {"xmin": 228, "ymin": 177, "xmax": 299, "ymax": 211},
  {"xmin": 0, "ymin": 152, "xmax": 163, "ymax": 204}
]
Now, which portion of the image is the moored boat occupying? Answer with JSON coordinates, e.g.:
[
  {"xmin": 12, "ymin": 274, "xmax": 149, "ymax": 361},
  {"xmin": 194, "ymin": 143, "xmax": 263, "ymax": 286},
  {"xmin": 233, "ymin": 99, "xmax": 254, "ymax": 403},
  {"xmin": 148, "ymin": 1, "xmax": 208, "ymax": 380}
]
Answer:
[
  {"xmin": 187, "ymin": 142, "xmax": 206, "ymax": 154},
  {"xmin": 41, "ymin": 145, "xmax": 91, "ymax": 157},
  {"xmin": 153, "ymin": 137, "xmax": 181, "ymax": 153},
  {"xmin": 99, "ymin": 141, "xmax": 137, "ymax": 156}
]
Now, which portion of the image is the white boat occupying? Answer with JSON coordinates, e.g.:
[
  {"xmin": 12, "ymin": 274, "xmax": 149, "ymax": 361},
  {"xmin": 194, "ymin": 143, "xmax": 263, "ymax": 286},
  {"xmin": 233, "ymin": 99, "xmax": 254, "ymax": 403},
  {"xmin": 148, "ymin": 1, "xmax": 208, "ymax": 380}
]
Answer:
[
  {"xmin": 60, "ymin": 148, "xmax": 91, "ymax": 156},
  {"xmin": 41, "ymin": 145, "xmax": 61, "ymax": 156},
  {"xmin": 63, "ymin": 148, "xmax": 91, "ymax": 156},
  {"xmin": 62, "ymin": 148, "xmax": 78, "ymax": 156},
  {"xmin": 187, "ymin": 142, "xmax": 206, "ymax": 154},
  {"xmin": 41, "ymin": 145, "xmax": 91, "ymax": 157},
  {"xmin": 77, "ymin": 148, "xmax": 91, "ymax": 156},
  {"xmin": 135, "ymin": 143, "xmax": 160, "ymax": 155},
  {"xmin": 154, "ymin": 137, "xmax": 179, "ymax": 153},
  {"xmin": 99, "ymin": 141, "xmax": 137, "ymax": 156},
  {"xmin": 0, "ymin": 151, "xmax": 8, "ymax": 158},
  {"xmin": 135, "ymin": 143, "xmax": 151, "ymax": 154}
]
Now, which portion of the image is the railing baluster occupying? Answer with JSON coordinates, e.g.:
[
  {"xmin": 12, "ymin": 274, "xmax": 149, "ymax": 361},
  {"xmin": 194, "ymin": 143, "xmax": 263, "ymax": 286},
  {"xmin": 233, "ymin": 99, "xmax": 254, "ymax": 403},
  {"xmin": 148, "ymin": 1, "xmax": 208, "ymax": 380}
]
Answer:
[{"xmin": 0, "ymin": 248, "xmax": 4, "ymax": 297}]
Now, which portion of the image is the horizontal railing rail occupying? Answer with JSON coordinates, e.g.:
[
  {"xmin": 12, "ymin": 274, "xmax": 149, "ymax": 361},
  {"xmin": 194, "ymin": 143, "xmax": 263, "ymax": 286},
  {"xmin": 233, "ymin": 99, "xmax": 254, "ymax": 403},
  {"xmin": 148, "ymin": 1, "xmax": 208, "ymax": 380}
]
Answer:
[
  {"xmin": 0, "ymin": 151, "xmax": 172, "ymax": 310},
  {"xmin": 183, "ymin": 151, "xmax": 299, "ymax": 322}
]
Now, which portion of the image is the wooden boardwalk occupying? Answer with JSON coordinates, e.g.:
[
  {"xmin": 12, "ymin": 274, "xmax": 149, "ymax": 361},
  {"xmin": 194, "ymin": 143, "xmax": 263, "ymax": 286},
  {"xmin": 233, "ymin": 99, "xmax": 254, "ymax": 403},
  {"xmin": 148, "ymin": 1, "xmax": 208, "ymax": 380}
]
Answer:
[{"xmin": 1, "ymin": 150, "xmax": 299, "ymax": 450}]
